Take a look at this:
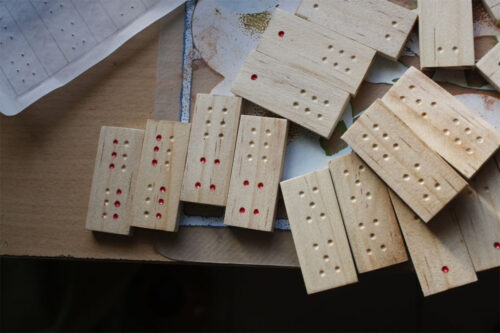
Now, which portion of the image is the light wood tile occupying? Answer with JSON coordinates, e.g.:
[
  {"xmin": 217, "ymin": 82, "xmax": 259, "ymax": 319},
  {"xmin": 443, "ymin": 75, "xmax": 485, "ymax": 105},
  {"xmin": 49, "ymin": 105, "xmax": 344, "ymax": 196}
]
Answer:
[
  {"xmin": 281, "ymin": 168, "xmax": 358, "ymax": 294},
  {"xmin": 382, "ymin": 67, "xmax": 500, "ymax": 179},
  {"xmin": 418, "ymin": 0, "xmax": 474, "ymax": 69},
  {"xmin": 342, "ymin": 99, "xmax": 467, "ymax": 223},
  {"xmin": 476, "ymin": 43, "xmax": 500, "ymax": 92},
  {"xmin": 296, "ymin": 0, "xmax": 417, "ymax": 60},
  {"xmin": 86, "ymin": 126, "xmax": 144, "ymax": 235},
  {"xmin": 329, "ymin": 153, "xmax": 408, "ymax": 273},
  {"xmin": 390, "ymin": 192, "xmax": 477, "ymax": 296},
  {"xmin": 132, "ymin": 120, "xmax": 190, "ymax": 232},
  {"xmin": 181, "ymin": 94, "xmax": 242, "ymax": 206},
  {"xmin": 224, "ymin": 115, "xmax": 288, "ymax": 232},
  {"xmin": 231, "ymin": 50, "xmax": 349, "ymax": 138},
  {"xmin": 257, "ymin": 9, "xmax": 375, "ymax": 96},
  {"xmin": 483, "ymin": 0, "xmax": 500, "ymax": 26}
]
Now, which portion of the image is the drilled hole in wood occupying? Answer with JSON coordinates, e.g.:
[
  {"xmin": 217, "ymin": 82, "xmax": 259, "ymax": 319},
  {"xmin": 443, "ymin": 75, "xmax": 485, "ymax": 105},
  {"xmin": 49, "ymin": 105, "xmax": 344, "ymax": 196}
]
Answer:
[
  {"xmin": 251, "ymin": 128, "xmax": 257, "ymax": 134},
  {"xmin": 265, "ymin": 129, "xmax": 271, "ymax": 135},
  {"xmin": 392, "ymin": 20, "xmax": 398, "ymax": 26},
  {"xmin": 418, "ymin": 178, "xmax": 424, "ymax": 184},
  {"xmin": 355, "ymin": 179, "xmax": 361, "ymax": 185},
  {"xmin": 319, "ymin": 270, "xmax": 325, "ymax": 277},
  {"xmin": 251, "ymin": 74, "xmax": 258, "ymax": 80},
  {"xmin": 323, "ymin": 100, "xmax": 329, "ymax": 106},
  {"xmin": 293, "ymin": 101, "xmax": 299, "ymax": 108},
  {"xmin": 343, "ymin": 169, "xmax": 349, "ymax": 176},
  {"xmin": 328, "ymin": 239, "xmax": 334, "ymax": 246},
  {"xmin": 317, "ymin": 114, "xmax": 323, "ymax": 119},
  {"xmin": 327, "ymin": 45, "xmax": 333, "ymax": 50},
  {"xmin": 220, "ymin": 120, "xmax": 226, "ymax": 126},
  {"xmin": 423, "ymin": 193, "xmax": 429, "ymax": 200},
  {"xmin": 403, "ymin": 174, "xmax": 410, "ymax": 180},
  {"xmin": 393, "ymin": 143, "xmax": 399, "ymax": 150},
  {"xmin": 383, "ymin": 154, "xmax": 389, "ymax": 160},
  {"xmin": 373, "ymin": 218, "xmax": 379, "ymax": 225},
  {"xmin": 205, "ymin": 120, "xmax": 211, "ymax": 126},
  {"xmin": 372, "ymin": 143, "xmax": 378, "ymax": 150},
  {"xmin": 443, "ymin": 129, "xmax": 450, "ymax": 136},
  {"xmin": 370, "ymin": 233, "xmax": 375, "ymax": 239},
  {"xmin": 372, "ymin": 123, "xmax": 379, "ymax": 130},
  {"xmin": 453, "ymin": 118, "xmax": 460, "ymax": 125},
  {"xmin": 113, "ymin": 213, "xmax": 119, "ymax": 220},
  {"xmin": 335, "ymin": 266, "xmax": 340, "ymax": 272},
  {"xmin": 147, "ymin": 184, "xmax": 153, "ymax": 191},
  {"xmin": 366, "ymin": 248, "xmax": 372, "ymax": 255},
  {"xmin": 320, "ymin": 213, "xmax": 326, "ymax": 219},
  {"xmin": 111, "ymin": 152, "xmax": 117, "ymax": 158},
  {"xmin": 104, "ymin": 199, "xmax": 109, "ymax": 206},
  {"xmin": 358, "ymin": 222, "xmax": 364, "ymax": 229},
  {"xmin": 247, "ymin": 154, "xmax": 253, "ymax": 161},
  {"xmin": 109, "ymin": 163, "xmax": 115, "ymax": 169},
  {"xmin": 311, "ymin": 96, "xmax": 317, "ymax": 101},
  {"xmin": 299, "ymin": 190, "xmax": 304, "ymax": 197},
  {"xmin": 306, "ymin": 216, "xmax": 312, "ymax": 223},
  {"xmin": 312, "ymin": 186, "xmax": 318, "ymax": 193},
  {"xmin": 435, "ymin": 183, "xmax": 441, "ymax": 190},
  {"xmin": 304, "ymin": 107, "xmax": 311, "ymax": 114},
  {"xmin": 362, "ymin": 133, "xmax": 368, "ymax": 140},
  {"xmin": 416, "ymin": 99, "xmax": 422, "ymax": 104},
  {"xmin": 441, "ymin": 266, "xmax": 449, "ymax": 273},
  {"xmin": 464, "ymin": 127, "xmax": 471, "ymax": 134},
  {"xmin": 170, "ymin": 136, "xmax": 174, "ymax": 142},
  {"xmin": 156, "ymin": 135, "xmax": 162, "ymax": 142},
  {"xmin": 167, "ymin": 149, "xmax": 171, "ymax": 155},
  {"xmin": 105, "ymin": 188, "xmax": 111, "ymax": 194},
  {"xmin": 309, "ymin": 201, "xmax": 316, "ymax": 208},
  {"xmin": 339, "ymin": 49, "xmax": 344, "ymax": 54},
  {"xmin": 195, "ymin": 182, "xmax": 201, "ymax": 189},
  {"xmin": 421, "ymin": 112, "xmax": 427, "ymax": 118},
  {"xmin": 218, "ymin": 133, "xmax": 224, "ymax": 138},
  {"xmin": 160, "ymin": 186, "xmax": 166, "ymax": 193},
  {"xmin": 156, "ymin": 213, "xmax": 162, "ymax": 220},
  {"xmin": 300, "ymin": 89, "xmax": 306, "ymax": 95},
  {"xmin": 382, "ymin": 133, "xmax": 388, "ymax": 139},
  {"xmin": 122, "ymin": 154, "xmax": 127, "ymax": 160},
  {"xmin": 153, "ymin": 146, "xmax": 159, "ymax": 152},
  {"xmin": 437, "ymin": 46, "xmax": 443, "ymax": 52},
  {"xmin": 322, "ymin": 56, "xmax": 327, "ymax": 62},
  {"xmin": 200, "ymin": 157, "xmax": 206, "ymax": 163},
  {"xmin": 414, "ymin": 163, "xmax": 420, "ymax": 170},
  {"xmin": 494, "ymin": 242, "xmax": 500, "ymax": 249},
  {"xmin": 239, "ymin": 207, "xmax": 245, "ymax": 213},
  {"xmin": 345, "ymin": 68, "xmax": 350, "ymax": 72},
  {"xmin": 350, "ymin": 196, "xmax": 356, "ymax": 203},
  {"xmin": 476, "ymin": 136, "xmax": 484, "ymax": 143},
  {"xmin": 253, "ymin": 209, "xmax": 259, "ymax": 215},
  {"xmin": 323, "ymin": 255, "xmax": 329, "ymax": 262},
  {"xmin": 313, "ymin": 3, "xmax": 318, "ymax": 8},
  {"xmin": 351, "ymin": 55, "xmax": 356, "ymax": 60},
  {"xmin": 152, "ymin": 159, "xmax": 158, "ymax": 166},
  {"xmin": 452, "ymin": 46, "xmax": 458, "ymax": 53},
  {"xmin": 313, "ymin": 243, "xmax": 319, "ymax": 250},
  {"xmin": 263, "ymin": 142, "xmax": 269, "ymax": 149},
  {"xmin": 359, "ymin": 165, "xmax": 365, "ymax": 171},
  {"xmin": 210, "ymin": 184, "xmax": 216, "ymax": 191},
  {"xmin": 214, "ymin": 159, "xmax": 220, "ymax": 165},
  {"xmin": 384, "ymin": 34, "xmax": 391, "ymax": 40},
  {"xmin": 102, "ymin": 213, "xmax": 107, "ymax": 219},
  {"xmin": 454, "ymin": 138, "xmax": 462, "ymax": 145},
  {"xmin": 380, "ymin": 244, "xmax": 386, "ymax": 251},
  {"xmin": 333, "ymin": 62, "xmax": 338, "ymax": 67},
  {"xmin": 366, "ymin": 192, "xmax": 372, "ymax": 199},
  {"xmin": 466, "ymin": 148, "xmax": 473, "ymax": 154}
]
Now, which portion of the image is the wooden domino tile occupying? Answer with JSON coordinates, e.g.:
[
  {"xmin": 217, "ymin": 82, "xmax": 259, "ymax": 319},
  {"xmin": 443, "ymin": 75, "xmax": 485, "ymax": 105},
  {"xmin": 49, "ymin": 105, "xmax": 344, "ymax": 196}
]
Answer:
[
  {"xmin": 390, "ymin": 193, "xmax": 477, "ymax": 296},
  {"xmin": 483, "ymin": 0, "xmax": 500, "ymax": 25},
  {"xmin": 257, "ymin": 9, "xmax": 376, "ymax": 96},
  {"xmin": 296, "ymin": 0, "xmax": 417, "ymax": 61},
  {"xmin": 418, "ymin": 0, "xmax": 474, "ymax": 69},
  {"xmin": 224, "ymin": 115, "xmax": 288, "ymax": 232},
  {"xmin": 85, "ymin": 126, "xmax": 144, "ymax": 235},
  {"xmin": 131, "ymin": 120, "xmax": 191, "ymax": 232},
  {"xmin": 181, "ymin": 94, "xmax": 242, "ymax": 206},
  {"xmin": 231, "ymin": 50, "xmax": 349, "ymax": 139},
  {"xmin": 476, "ymin": 43, "xmax": 500, "ymax": 92},
  {"xmin": 280, "ymin": 168, "xmax": 358, "ymax": 294},
  {"xmin": 451, "ymin": 157, "xmax": 500, "ymax": 272},
  {"xmin": 382, "ymin": 66, "xmax": 500, "ymax": 179},
  {"xmin": 329, "ymin": 153, "xmax": 408, "ymax": 273},
  {"xmin": 342, "ymin": 99, "xmax": 467, "ymax": 223}
]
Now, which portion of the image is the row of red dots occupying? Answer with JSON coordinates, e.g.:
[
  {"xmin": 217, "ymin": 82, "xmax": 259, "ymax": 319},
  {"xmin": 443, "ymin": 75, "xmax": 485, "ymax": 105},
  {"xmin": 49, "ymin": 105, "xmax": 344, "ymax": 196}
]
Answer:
[
  {"xmin": 243, "ymin": 180, "xmax": 264, "ymax": 188},
  {"xmin": 200, "ymin": 157, "xmax": 220, "ymax": 164},
  {"xmin": 239, "ymin": 207, "xmax": 259, "ymax": 215}
]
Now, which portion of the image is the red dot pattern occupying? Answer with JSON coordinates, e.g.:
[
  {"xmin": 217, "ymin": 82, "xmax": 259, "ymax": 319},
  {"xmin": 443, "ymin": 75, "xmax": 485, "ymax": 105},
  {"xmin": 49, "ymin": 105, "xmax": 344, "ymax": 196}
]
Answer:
[
  {"xmin": 200, "ymin": 157, "xmax": 206, "ymax": 163},
  {"xmin": 156, "ymin": 135, "xmax": 162, "ymax": 142},
  {"xmin": 195, "ymin": 182, "xmax": 201, "ymax": 189},
  {"xmin": 154, "ymin": 146, "xmax": 159, "ymax": 152},
  {"xmin": 251, "ymin": 74, "xmax": 258, "ymax": 80},
  {"xmin": 114, "ymin": 201, "xmax": 120, "ymax": 207},
  {"xmin": 113, "ymin": 213, "xmax": 119, "ymax": 220},
  {"xmin": 152, "ymin": 159, "xmax": 158, "ymax": 166},
  {"xmin": 239, "ymin": 207, "xmax": 245, "ymax": 213},
  {"xmin": 214, "ymin": 159, "xmax": 220, "ymax": 165},
  {"xmin": 158, "ymin": 199, "xmax": 164, "ymax": 205},
  {"xmin": 278, "ymin": 30, "xmax": 285, "ymax": 37},
  {"xmin": 441, "ymin": 266, "xmax": 449, "ymax": 273},
  {"xmin": 160, "ymin": 186, "xmax": 166, "ymax": 193},
  {"xmin": 243, "ymin": 180, "xmax": 250, "ymax": 186},
  {"xmin": 210, "ymin": 184, "xmax": 216, "ymax": 191},
  {"xmin": 156, "ymin": 213, "xmax": 162, "ymax": 219}
]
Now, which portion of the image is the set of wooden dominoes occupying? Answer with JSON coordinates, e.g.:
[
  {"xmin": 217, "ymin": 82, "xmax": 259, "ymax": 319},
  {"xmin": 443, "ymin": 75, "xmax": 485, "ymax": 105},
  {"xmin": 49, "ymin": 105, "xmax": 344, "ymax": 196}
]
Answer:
[{"xmin": 86, "ymin": 0, "xmax": 500, "ymax": 297}]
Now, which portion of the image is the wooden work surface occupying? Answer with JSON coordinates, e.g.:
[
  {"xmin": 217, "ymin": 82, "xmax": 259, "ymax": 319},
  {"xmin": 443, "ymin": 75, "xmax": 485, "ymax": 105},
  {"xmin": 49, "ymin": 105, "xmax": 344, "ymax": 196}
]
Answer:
[{"xmin": 0, "ymin": 19, "xmax": 175, "ymax": 261}]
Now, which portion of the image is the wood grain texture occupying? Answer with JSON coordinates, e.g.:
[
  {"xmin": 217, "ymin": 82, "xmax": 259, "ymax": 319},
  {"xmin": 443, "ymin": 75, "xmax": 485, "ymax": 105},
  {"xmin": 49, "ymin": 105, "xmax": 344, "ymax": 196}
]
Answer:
[
  {"xmin": 483, "ymin": 0, "xmax": 500, "ymax": 26},
  {"xmin": 231, "ymin": 50, "xmax": 349, "ymax": 138},
  {"xmin": 181, "ymin": 94, "xmax": 241, "ymax": 206},
  {"xmin": 86, "ymin": 126, "xmax": 144, "ymax": 235},
  {"xmin": 329, "ymin": 153, "xmax": 407, "ymax": 273},
  {"xmin": 342, "ymin": 99, "xmax": 467, "ymax": 223},
  {"xmin": 451, "ymin": 157, "xmax": 500, "ymax": 271},
  {"xmin": 382, "ymin": 67, "xmax": 500, "ymax": 179},
  {"xmin": 476, "ymin": 42, "xmax": 500, "ymax": 92},
  {"xmin": 280, "ymin": 168, "xmax": 358, "ymax": 294},
  {"xmin": 296, "ymin": 0, "xmax": 417, "ymax": 61},
  {"xmin": 132, "ymin": 120, "xmax": 190, "ymax": 232},
  {"xmin": 257, "ymin": 9, "xmax": 375, "ymax": 96},
  {"xmin": 390, "ymin": 192, "xmax": 477, "ymax": 296},
  {"xmin": 418, "ymin": 0, "xmax": 474, "ymax": 69},
  {"xmin": 224, "ymin": 115, "xmax": 288, "ymax": 232}
]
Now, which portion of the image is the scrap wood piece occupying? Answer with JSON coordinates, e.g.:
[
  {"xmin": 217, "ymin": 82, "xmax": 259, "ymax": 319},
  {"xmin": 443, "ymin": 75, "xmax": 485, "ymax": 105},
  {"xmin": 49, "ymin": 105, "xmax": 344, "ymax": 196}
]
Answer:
[
  {"xmin": 390, "ymin": 192, "xmax": 478, "ymax": 297},
  {"xmin": 257, "ymin": 8, "xmax": 376, "ymax": 96},
  {"xmin": 181, "ymin": 94, "xmax": 242, "ymax": 206},
  {"xmin": 381, "ymin": 66, "xmax": 500, "ymax": 179},
  {"xmin": 482, "ymin": 0, "xmax": 500, "ymax": 26},
  {"xmin": 451, "ymin": 157, "xmax": 500, "ymax": 272},
  {"xmin": 86, "ymin": 126, "xmax": 144, "ymax": 235},
  {"xmin": 342, "ymin": 99, "xmax": 467, "ymax": 223},
  {"xmin": 296, "ymin": 0, "xmax": 417, "ymax": 61},
  {"xmin": 281, "ymin": 168, "xmax": 358, "ymax": 294},
  {"xmin": 476, "ymin": 42, "xmax": 500, "ymax": 92},
  {"xmin": 231, "ymin": 50, "xmax": 349, "ymax": 139},
  {"xmin": 132, "ymin": 120, "xmax": 190, "ymax": 232},
  {"xmin": 329, "ymin": 153, "xmax": 408, "ymax": 273},
  {"xmin": 224, "ymin": 115, "xmax": 288, "ymax": 232}
]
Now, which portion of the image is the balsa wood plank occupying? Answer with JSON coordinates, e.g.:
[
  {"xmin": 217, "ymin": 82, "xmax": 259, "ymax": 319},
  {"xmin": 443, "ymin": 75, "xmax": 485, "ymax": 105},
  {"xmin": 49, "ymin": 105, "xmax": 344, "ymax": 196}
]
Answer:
[
  {"xmin": 390, "ymin": 193, "xmax": 477, "ymax": 296},
  {"xmin": 418, "ymin": 0, "xmax": 474, "ymax": 69},
  {"xmin": 224, "ymin": 115, "xmax": 288, "ymax": 232},
  {"xmin": 181, "ymin": 94, "xmax": 242, "ymax": 206},
  {"xmin": 257, "ymin": 9, "xmax": 375, "ymax": 96},
  {"xmin": 231, "ymin": 50, "xmax": 349, "ymax": 139},
  {"xmin": 296, "ymin": 0, "xmax": 417, "ymax": 61},
  {"xmin": 342, "ymin": 99, "xmax": 467, "ymax": 223},
  {"xmin": 329, "ymin": 153, "xmax": 408, "ymax": 273},
  {"xmin": 483, "ymin": 0, "xmax": 500, "ymax": 26},
  {"xmin": 280, "ymin": 168, "xmax": 358, "ymax": 294},
  {"xmin": 382, "ymin": 66, "xmax": 500, "ymax": 179},
  {"xmin": 132, "ymin": 120, "xmax": 190, "ymax": 232},
  {"xmin": 451, "ymin": 157, "xmax": 500, "ymax": 271},
  {"xmin": 476, "ymin": 43, "xmax": 500, "ymax": 92},
  {"xmin": 86, "ymin": 126, "xmax": 144, "ymax": 235}
]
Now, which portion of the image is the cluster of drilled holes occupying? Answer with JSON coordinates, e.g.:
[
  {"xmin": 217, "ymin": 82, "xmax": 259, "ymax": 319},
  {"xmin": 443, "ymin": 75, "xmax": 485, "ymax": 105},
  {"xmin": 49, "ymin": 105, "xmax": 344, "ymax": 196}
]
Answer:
[
  {"xmin": 109, "ymin": 139, "xmax": 129, "ymax": 171},
  {"xmin": 238, "ymin": 181, "xmax": 264, "ymax": 216},
  {"xmin": 144, "ymin": 185, "xmax": 166, "ymax": 220},
  {"xmin": 359, "ymin": 218, "xmax": 385, "ymax": 254},
  {"xmin": 102, "ymin": 188, "xmax": 123, "ymax": 220},
  {"xmin": 152, "ymin": 135, "xmax": 173, "ymax": 167},
  {"xmin": 323, "ymin": 45, "xmax": 355, "ymax": 72},
  {"xmin": 194, "ymin": 157, "xmax": 220, "ymax": 191},
  {"xmin": 247, "ymin": 132, "xmax": 270, "ymax": 162},
  {"xmin": 437, "ymin": 46, "xmax": 459, "ymax": 53},
  {"xmin": 296, "ymin": 89, "xmax": 329, "ymax": 119}
]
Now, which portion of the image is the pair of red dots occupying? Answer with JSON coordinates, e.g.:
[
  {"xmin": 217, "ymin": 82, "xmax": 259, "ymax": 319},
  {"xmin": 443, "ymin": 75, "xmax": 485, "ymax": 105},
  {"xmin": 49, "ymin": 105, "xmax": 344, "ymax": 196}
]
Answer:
[
  {"xmin": 239, "ymin": 207, "xmax": 259, "ymax": 215},
  {"xmin": 243, "ymin": 180, "xmax": 264, "ymax": 189},
  {"xmin": 200, "ymin": 157, "xmax": 220, "ymax": 165},
  {"xmin": 195, "ymin": 182, "xmax": 216, "ymax": 191}
]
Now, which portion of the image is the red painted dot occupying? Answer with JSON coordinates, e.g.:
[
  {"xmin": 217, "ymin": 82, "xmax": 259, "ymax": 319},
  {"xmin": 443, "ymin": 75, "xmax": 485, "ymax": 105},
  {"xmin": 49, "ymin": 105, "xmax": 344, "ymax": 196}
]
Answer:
[
  {"xmin": 111, "ymin": 152, "xmax": 117, "ymax": 158},
  {"xmin": 251, "ymin": 74, "xmax": 258, "ymax": 80},
  {"xmin": 156, "ymin": 135, "xmax": 162, "ymax": 141},
  {"xmin": 278, "ymin": 30, "xmax": 285, "ymax": 37},
  {"xmin": 113, "ymin": 139, "xmax": 118, "ymax": 145},
  {"xmin": 156, "ymin": 213, "xmax": 162, "ymax": 219},
  {"xmin": 441, "ymin": 266, "xmax": 449, "ymax": 273},
  {"xmin": 152, "ymin": 159, "xmax": 158, "ymax": 166},
  {"xmin": 114, "ymin": 201, "xmax": 120, "ymax": 207},
  {"xmin": 200, "ymin": 157, "xmax": 206, "ymax": 163},
  {"xmin": 195, "ymin": 182, "xmax": 201, "ymax": 189},
  {"xmin": 243, "ymin": 180, "xmax": 250, "ymax": 186},
  {"xmin": 258, "ymin": 182, "xmax": 264, "ymax": 189},
  {"xmin": 253, "ymin": 209, "xmax": 259, "ymax": 215},
  {"xmin": 239, "ymin": 207, "xmax": 245, "ymax": 213},
  {"xmin": 210, "ymin": 184, "xmax": 216, "ymax": 191},
  {"xmin": 158, "ymin": 198, "xmax": 164, "ymax": 205},
  {"xmin": 160, "ymin": 186, "xmax": 166, "ymax": 192},
  {"xmin": 109, "ymin": 163, "xmax": 115, "ymax": 169},
  {"xmin": 116, "ymin": 189, "xmax": 122, "ymax": 195},
  {"xmin": 113, "ymin": 213, "xmax": 119, "ymax": 220},
  {"xmin": 214, "ymin": 159, "xmax": 220, "ymax": 165},
  {"xmin": 154, "ymin": 146, "xmax": 159, "ymax": 152},
  {"xmin": 494, "ymin": 242, "xmax": 500, "ymax": 249}
]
